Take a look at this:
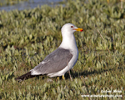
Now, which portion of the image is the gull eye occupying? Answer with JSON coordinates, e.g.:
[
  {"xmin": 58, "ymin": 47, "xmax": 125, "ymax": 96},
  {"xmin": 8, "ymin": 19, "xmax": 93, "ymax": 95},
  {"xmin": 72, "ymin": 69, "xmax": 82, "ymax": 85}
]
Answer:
[{"xmin": 71, "ymin": 26, "xmax": 74, "ymax": 28}]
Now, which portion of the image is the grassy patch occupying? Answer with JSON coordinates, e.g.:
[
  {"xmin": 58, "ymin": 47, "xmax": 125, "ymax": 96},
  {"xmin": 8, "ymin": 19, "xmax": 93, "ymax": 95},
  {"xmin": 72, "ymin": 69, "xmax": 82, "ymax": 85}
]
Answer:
[{"xmin": 0, "ymin": 0, "xmax": 125, "ymax": 99}]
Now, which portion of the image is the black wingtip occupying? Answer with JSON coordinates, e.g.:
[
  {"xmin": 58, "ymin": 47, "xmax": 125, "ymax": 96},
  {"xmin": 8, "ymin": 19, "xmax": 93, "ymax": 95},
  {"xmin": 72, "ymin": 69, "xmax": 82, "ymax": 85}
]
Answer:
[{"xmin": 15, "ymin": 71, "xmax": 32, "ymax": 82}]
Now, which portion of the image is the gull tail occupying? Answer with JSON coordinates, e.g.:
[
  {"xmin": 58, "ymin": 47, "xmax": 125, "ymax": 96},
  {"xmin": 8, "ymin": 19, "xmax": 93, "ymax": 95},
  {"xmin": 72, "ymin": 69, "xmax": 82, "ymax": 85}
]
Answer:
[{"xmin": 15, "ymin": 71, "xmax": 36, "ymax": 82}]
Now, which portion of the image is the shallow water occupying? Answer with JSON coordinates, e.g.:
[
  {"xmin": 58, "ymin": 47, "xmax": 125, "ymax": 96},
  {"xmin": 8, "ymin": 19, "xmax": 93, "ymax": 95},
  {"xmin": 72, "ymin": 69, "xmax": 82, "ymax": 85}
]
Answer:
[{"xmin": 0, "ymin": 0, "xmax": 63, "ymax": 11}]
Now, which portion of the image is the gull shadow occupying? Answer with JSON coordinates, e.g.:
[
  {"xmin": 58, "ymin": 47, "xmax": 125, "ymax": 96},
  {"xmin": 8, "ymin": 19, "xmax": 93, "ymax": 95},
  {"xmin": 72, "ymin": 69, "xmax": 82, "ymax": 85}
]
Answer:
[
  {"xmin": 0, "ymin": 24, "xmax": 3, "ymax": 28},
  {"xmin": 64, "ymin": 66, "xmax": 125, "ymax": 80}
]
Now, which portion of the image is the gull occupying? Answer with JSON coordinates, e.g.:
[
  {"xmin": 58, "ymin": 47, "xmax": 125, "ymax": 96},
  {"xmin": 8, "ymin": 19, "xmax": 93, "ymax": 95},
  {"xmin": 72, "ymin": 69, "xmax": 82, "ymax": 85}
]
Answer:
[{"xmin": 15, "ymin": 23, "xmax": 83, "ymax": 82}]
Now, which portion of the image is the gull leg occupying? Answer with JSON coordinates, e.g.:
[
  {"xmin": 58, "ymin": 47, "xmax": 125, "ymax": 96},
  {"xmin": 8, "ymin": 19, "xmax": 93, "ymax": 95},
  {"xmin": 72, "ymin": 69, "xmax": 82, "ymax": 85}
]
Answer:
[
  {"xmin": 56, "ymin": 77, "xmax": 60, "ymax": 81},
  {"xmin": 69, "ymin": 70, "xmax": 73, "ymax": 81},
  {"xmin": 62, "ymin": 75, "xmax": 65, "ymax": 80}
]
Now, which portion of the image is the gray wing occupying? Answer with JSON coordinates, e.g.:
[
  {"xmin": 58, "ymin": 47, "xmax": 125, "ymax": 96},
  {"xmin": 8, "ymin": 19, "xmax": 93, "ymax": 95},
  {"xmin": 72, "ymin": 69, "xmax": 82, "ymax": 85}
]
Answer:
[{"xmin": 32, "ymin": 48, "xmax": 73, "ymax": 75}]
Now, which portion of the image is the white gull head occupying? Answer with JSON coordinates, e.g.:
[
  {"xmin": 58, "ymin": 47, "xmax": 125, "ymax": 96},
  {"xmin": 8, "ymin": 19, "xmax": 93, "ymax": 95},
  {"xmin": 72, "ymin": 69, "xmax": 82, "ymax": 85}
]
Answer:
[{"xmin": 59, "ymin": 23, "xmax": 83, "ymax": 50}]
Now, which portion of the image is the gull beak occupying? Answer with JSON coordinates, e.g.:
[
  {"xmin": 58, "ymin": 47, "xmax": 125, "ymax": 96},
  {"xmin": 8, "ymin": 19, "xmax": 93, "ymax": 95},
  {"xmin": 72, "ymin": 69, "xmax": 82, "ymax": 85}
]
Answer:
[{"xmin": 74, "ymin": 28, "xmax": 84, "ymax": 32}]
